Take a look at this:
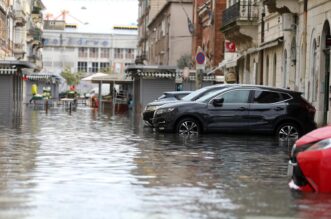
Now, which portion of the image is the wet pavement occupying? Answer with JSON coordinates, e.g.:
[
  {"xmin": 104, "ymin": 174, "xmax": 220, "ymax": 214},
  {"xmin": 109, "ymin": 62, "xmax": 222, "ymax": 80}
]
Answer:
[{"xmin": 0, "ymin": 106, "xmax": 331, "ymax": 219}]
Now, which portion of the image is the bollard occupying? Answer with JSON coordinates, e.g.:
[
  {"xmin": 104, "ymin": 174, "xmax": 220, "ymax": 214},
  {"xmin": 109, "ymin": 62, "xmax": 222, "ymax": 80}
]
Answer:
[
  {"xmin": 45, "ymin": 99, "xmax": 49, "ymax": 114},
  {"xmin": 69, "ymin": 102, "xmax": 72, "ymax": 114}
]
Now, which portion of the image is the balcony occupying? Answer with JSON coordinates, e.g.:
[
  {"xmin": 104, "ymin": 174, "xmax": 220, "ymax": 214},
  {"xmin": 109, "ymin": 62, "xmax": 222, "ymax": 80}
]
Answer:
[
  {"xmin": 221, "ymin": 1, "xmax": 259, "ymax": 43},
  {"xmin": 13, "ymin": 43, "xmax": 25, "ymax": 55},
  {"xmin": 263, "ymin": 0, "xmax": 299, "ymax": 14},
  {"xmin": 28, "ymin": 54, "xmax": 43, "ymax": 70},
  {"xmin": 14, "ymin": 10, "xmax": 27, "ymax": 27}
]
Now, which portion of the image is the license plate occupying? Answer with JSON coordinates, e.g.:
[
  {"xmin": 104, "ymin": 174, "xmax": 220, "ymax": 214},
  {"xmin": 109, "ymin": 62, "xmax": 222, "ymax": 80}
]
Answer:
[{"xmin": 287, "ymin": 161, "xmax": 296, "ymax": 177}]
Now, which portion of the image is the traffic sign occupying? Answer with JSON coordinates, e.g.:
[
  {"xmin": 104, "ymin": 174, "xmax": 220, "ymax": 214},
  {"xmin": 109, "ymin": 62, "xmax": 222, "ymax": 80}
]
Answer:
[{"xmin": 196, "ymin": 52, "xmax": 205, "ymax": 65}]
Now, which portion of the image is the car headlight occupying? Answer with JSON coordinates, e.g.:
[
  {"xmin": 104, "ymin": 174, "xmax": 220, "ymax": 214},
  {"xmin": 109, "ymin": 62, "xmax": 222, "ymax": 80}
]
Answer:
[
  {"xmin": 145, "ymin": 105, "xmax": 158, "ymax": 111},
  {"xmin": 155, "ymin": 107, "xmax": 175, "ymax": 115}
]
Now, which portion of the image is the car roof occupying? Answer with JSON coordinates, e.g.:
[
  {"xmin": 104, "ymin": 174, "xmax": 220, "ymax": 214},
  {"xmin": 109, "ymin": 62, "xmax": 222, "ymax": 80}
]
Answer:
[
  {"xmin": 163, "ymin": 91, "xmax": 192, "ymax": 95},
  {"xmin": 221, "ymin": 84, "xmax": 302, "ymax": 95}
]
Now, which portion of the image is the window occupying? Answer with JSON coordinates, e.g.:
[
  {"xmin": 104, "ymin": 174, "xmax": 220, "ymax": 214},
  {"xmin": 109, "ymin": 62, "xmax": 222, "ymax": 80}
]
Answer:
[
  {"xmin": 89, "ymin": 48, "xmax": 99, "ymax": 58},
  {"xmin": 125, "ymin": 49, "xmax": 135, "ymax": 59},
  {"xmin": 91, "ymin": 62, "xmax": 98, "ymax": 73},
  {"xmin": 100, "ymin": 48, "xmax": 110, "ymax": 58},
  {"xmin": 253, "ymin": 90, "xmax": 281, "ymax": 104},
  {"xmin": 78, "ymin": 62, "xmax": 87, "ymax": 72},
  {"xmin": 78, "ymin": 48, "xmax": 88, "ymax": 58},
  {"xmin": 219, "ymin": 90, "xmax": 250, "ymax": 104},
  {"xmin": 100, "ymin": 62, "xmax": 110, "ymax": 71},
  {"xmin": 114, "ymin": 48, "xmax": 124, "ymax": 59}
]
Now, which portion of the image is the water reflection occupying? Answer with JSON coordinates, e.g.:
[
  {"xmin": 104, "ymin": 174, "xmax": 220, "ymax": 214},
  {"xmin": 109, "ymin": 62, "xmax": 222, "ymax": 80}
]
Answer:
[{"xmin": 0, "ymin": 106, "xmax": 329, "ymax": 219}]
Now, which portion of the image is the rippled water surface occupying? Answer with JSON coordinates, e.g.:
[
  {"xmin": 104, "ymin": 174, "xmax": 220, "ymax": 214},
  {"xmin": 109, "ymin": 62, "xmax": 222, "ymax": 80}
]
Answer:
[{"xmin": 0, "ymin": 106, "xmax": 330, "ymax": 219}]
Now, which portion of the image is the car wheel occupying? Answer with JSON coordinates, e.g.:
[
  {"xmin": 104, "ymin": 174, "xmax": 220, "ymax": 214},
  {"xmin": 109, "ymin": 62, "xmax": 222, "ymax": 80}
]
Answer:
[
  {"xmin": 176, "ymin": 118, "xmax": 201, "ymax": 135},
  {"xmin": 277, "ymin": 123, "xmax": 300, "ymax": 141}
]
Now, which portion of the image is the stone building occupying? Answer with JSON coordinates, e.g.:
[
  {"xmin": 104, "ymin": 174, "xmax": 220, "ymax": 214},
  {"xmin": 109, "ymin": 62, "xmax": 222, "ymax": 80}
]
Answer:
[
  {"xmin": 137, "ymin": 0, "xmax": 167, "ymax": 64},
  {"xmin": 221, "ymin": 0, "xmax": 331, "ymax": 125},
  {"xmin": 265, "ymin": 0, "xmax": 331, "ymax": 125},
  {"xmin": 147, "ymin": 0, "xmax": 193, "ymax": 66},
  {"xmin": 0, "ymin": 0, "xmax": 44, "ymax": 120}
]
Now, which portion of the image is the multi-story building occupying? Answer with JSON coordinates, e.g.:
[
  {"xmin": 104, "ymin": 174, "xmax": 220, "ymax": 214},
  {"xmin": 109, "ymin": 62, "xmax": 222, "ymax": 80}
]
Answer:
[
  {"xmin": 264, "ymin": 0, "xmax": 331, "ymax": 125},
  {"xmin": 137, "ymin": 0, "xmax": 166, "ymax": 64},
  {"xmin": 148, "ymin": 0, "xmax": 193, "ymax": 66},
  {"xmin": 0, "ymin": 0, "xmax": 44, "ymax": 119},
  {"xmin": 42, "ymin": 21, "xmax": 138, "ymax": 85},
  {"xmin": 192, "ymin": 0, "xmax": 226, "ymax": 76},
  {"xmin": 221, "ymin": 0, "xmax": 331, "ymax": 125}
]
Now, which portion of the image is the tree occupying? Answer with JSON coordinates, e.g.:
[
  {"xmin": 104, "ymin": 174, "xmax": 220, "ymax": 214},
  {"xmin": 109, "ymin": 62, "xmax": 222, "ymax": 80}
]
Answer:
[
  {"xmin": 60, "ymin": 68, "xmax": 83, "ymax": 86},
  {"xmin": 177, "ymin": 54, "xmax": 192, "ymax": 69}
]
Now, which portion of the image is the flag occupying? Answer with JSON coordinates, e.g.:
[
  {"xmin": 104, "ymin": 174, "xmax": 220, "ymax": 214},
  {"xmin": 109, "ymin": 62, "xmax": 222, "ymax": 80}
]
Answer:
[{"xmin": 225, "ymin": 41, "xmax": 236, "ymax": 52}]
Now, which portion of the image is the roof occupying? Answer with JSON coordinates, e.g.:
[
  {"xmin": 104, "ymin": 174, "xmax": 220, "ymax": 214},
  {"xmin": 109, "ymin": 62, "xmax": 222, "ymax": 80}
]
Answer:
[
  {"xmin": 91, "ymin": 75, "xmax": 133, "ymax": 84},
  {"xmin": 125, "ymin": 65, "xmax": 178, "ymax": 78},
  {"xmin": 27, "ymin": 73, "xmax": 61, "ymax": 81},
  {"xmin": 0, "ymin": 60, "xmax": 35, "ymax": 69}
]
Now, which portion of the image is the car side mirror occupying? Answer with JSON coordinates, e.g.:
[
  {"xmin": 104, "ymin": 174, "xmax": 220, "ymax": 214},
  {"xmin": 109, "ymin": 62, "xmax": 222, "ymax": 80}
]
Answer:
[{"xmin": 212, "ymin": 98, "xmax": 224, "ymax": 107}]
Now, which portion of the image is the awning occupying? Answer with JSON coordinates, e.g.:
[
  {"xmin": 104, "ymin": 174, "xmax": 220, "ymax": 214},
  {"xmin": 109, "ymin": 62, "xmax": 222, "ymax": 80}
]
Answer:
[
  {"xmin": 91, "ymin": 75, "xmax": 133, "ymax": 84},
  {"xmin": 27, "ymin": 73, "xmax": 61, "ymax": 82},
  {"xmin": 218, "ymin": 54, "xmax": 243, "ymax": 69},
  {"xmin": 125, "ymin": 65, "xmax": 177, "ymax": 78},
  {"xmin": 0, "ymin": 67, "xmax": 17, "ymax": 75},
  {"xmin": 0, "ymin": 60, "xmax": 35, "ymax": 69},
  {"xmin": 258, "ymin": 37, "xmax": 283, "ymax": 51}
]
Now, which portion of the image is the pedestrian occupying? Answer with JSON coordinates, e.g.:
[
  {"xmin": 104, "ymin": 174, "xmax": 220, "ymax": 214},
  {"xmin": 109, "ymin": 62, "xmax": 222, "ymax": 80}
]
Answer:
[{"xmin": 29, "ymin": 84, "xmax": 38, "ymax": 104}]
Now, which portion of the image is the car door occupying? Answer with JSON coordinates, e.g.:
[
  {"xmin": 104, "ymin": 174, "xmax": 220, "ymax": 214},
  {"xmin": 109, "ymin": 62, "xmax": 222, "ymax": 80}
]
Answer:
[
  {"xmin": 206, "ymin": 89, "xmax": 252, "ymax": 131},
  {"xmin": 248, "ymin": 89, "xmax": 287, "ymax": 132}
]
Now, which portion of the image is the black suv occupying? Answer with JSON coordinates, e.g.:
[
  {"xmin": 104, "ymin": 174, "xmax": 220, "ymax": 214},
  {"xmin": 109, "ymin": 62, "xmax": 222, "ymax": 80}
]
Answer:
[{"xmin": 153, "ymin": 85, "xmax": 317, "ymax": 140}]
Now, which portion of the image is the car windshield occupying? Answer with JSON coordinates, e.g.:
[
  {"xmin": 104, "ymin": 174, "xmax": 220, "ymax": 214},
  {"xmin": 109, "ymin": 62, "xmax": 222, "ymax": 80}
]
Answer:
[
  {"xmin": 195, "ymin": 89, "xmax": 225, "ymax": 103},
  {"xmin": 181, "ymin": 86, "xmax": 230, "ymax": 101}
]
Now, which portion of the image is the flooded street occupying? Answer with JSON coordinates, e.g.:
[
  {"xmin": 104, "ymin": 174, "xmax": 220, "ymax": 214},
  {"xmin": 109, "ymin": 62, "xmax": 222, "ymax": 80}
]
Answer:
[{"xmin": 0, "ymin": 106, "xmax": 330, "ymax": 219}]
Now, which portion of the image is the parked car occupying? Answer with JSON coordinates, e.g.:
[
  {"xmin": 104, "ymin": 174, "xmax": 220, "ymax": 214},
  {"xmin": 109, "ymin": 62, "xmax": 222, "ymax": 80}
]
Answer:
[
  {"xmin": 153, "ymin": 85, "xmax": 316, "ymax": 139},
  {"xmin": 143, "ymin": 84, "xmax": 234, "ymax": 126},
  {"xmin": 288, "ymin": 125, "xmax": 331, "ymax": 192},
  {"xmin": 143, "ymin": 91, "xmax": 192, "ymax": 125}
]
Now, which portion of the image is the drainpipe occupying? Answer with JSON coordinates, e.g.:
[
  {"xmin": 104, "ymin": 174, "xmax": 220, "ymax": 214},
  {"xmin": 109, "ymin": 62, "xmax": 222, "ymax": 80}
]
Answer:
[
  {"xmin": 302, "ymin": 0, "xmax": 307, "ymax": 93},
  {"xmin": 259, "ymin": 5, "xmax": 265, "ymax": 85}
]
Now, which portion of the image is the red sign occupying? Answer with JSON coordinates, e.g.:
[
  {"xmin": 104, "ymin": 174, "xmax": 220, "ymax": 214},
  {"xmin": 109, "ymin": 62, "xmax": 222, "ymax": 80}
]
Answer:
[
  {"xmin": 225, "ymin": 41, "xmax": 236, "ymax": 52},
  {"xmin": 196, "ymin": 52, "xmax": 205, "ymax": 65}
]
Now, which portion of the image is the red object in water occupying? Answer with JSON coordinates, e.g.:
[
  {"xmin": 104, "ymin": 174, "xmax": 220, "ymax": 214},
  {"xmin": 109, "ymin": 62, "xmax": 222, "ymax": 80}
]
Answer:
[
  {"xmin": 288, "ymin": 125, "xmax": 331, "ymax": 193},
  {"xmin": 91, "ymin": 96, "xmax": 98, "ymax": 108}
]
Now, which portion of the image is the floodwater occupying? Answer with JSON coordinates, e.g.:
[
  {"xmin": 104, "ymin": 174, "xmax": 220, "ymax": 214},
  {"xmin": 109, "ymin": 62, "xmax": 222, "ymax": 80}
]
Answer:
[{"xmin": 0, "ymin": 106, "xmax": 330, "ymax": 219}]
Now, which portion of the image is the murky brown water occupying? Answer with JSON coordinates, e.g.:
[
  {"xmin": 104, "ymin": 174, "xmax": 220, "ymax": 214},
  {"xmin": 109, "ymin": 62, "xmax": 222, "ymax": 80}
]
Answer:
[{"xmin": 0, "ymin": 106, "xmax": 330, "ymax": 219}]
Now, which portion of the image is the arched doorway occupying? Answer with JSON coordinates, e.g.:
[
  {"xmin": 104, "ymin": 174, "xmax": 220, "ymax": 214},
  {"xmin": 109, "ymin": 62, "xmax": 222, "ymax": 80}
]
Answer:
[{"xmin": 321, "ymin": 21, "xmax": 331, "ymax": 125}]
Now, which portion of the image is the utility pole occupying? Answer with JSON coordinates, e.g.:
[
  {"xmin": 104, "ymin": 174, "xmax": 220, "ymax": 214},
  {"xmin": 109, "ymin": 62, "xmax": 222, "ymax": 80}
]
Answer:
[{"xmin": 195, "ymin": 46, "xmax": 205, "ymax": 89}]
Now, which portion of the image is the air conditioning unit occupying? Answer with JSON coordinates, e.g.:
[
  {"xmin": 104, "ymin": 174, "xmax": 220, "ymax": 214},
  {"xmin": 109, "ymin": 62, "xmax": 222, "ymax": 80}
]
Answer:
[{"xmin": 282, "ymin": 13, "xmax": 295, "ymax": 31}]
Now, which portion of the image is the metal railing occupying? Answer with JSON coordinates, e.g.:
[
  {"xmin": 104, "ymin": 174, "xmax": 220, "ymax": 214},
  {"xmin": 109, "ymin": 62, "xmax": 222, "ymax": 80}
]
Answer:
[{"xmin": 222, "ymin": 0, "xmax": 259, "ymax": 28}]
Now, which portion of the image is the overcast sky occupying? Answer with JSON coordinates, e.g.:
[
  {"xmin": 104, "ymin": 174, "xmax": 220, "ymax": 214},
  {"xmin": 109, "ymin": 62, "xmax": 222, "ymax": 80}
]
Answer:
[{"xmin": 42, "ymin": 0, "xmax": 138, "ymax": 33}]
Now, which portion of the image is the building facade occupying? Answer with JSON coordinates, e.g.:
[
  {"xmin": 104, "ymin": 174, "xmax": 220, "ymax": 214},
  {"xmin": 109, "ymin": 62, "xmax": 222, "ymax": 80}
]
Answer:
[
  {"xmin": 42, "ymin": 22, "xmax": 138, "ymax": 91},
  {"xmin": 221, "ymin": 0, "xmax": 331, "ymax": 125},
  {"xmin": 148, "ymin": 0, "xmax": 193, "ymax": 66},
  {"xmin": 192, "ymin": 0, "xmax": 226, "ymax": 77},
  {"xmin": 137, "ymin": 0, "xmax": 167, "ymax": 64},
  {"xmin": 0, "ymin": 0, "xmax": 44, "ymax": 120}
]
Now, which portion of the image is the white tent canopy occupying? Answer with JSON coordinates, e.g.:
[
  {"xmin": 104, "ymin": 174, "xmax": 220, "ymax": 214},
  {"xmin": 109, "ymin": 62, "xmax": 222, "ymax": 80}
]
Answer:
[{"xmin": 81, "ymin": 72, "xmax": 108, "ymax": 81}]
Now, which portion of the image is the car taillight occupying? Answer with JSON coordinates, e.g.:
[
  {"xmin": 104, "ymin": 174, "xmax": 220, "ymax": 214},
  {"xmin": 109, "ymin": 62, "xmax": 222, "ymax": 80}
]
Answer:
[{"xmin": 301, "ymin": 99, "xmax": 316, "ymax": 115}]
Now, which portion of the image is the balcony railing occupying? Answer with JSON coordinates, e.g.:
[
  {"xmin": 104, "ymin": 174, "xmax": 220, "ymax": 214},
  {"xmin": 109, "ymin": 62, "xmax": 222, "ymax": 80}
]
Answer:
[{"xmin": 222, "ymin": 0, "xmax": 259, "ymax": 28}]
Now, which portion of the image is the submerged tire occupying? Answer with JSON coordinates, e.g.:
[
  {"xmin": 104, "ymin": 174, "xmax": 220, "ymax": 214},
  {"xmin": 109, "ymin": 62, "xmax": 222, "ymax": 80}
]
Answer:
[
  {"xmin": 276, "ymin": 123, "xmax": 300, "ymax": 141},
  {"xmin": 176, "ymin": 118, "xmax": 201, "ymax": 135}
]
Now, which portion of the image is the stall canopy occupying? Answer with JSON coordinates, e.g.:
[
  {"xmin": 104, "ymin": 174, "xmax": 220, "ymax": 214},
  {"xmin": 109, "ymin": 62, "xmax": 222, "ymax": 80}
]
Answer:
[{"xmin": 81, "ymin": 72, "xmax": 108, "ymax": 81}]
